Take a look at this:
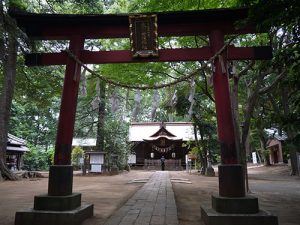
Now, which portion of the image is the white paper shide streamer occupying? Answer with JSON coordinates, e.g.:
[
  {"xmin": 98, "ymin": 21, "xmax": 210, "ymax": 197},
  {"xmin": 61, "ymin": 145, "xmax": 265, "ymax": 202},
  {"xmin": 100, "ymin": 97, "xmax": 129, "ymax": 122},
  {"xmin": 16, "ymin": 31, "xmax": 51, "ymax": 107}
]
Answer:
[
  {"xmin": 91, "ymin": 79, "xmax": 101, "ymax": 110},
  {"xmin": 151, "ymin": 90, "xmax": 160, "ymax": 121},
  {"xmin": 110, "ymin": 91, "xmax": 120, "ymax": 113},
  {"xmin": 80, "ymin": 69, "xmax": 87, "ymax": 97},
  {"xmin": 171, "ymin": 90, "xmax": 177, "ymax": 108},
  {"xmin": 132, "ymin": 90, "xmax": 141, "ymax": 121},
  {"xmin": 188, "ymin": 79, "xmax": 196, "ymax": 119}
]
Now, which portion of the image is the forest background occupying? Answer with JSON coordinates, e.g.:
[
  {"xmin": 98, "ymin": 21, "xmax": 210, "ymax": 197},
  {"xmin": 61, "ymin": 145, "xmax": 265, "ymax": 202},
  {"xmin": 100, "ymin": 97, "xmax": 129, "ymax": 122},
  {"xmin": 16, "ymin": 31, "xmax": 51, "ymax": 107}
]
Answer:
[{"xmin": 0, "ymin": 0, "xmax": 299, "ymax": 180}]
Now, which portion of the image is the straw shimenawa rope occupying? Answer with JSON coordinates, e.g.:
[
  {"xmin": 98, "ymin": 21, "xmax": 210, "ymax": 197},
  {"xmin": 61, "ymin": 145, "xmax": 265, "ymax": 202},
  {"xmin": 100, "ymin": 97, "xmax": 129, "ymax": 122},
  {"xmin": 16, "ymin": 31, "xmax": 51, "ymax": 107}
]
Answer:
[{"xmin": 64, "ymin": 37, "xmax": 236, "ymax": 90}]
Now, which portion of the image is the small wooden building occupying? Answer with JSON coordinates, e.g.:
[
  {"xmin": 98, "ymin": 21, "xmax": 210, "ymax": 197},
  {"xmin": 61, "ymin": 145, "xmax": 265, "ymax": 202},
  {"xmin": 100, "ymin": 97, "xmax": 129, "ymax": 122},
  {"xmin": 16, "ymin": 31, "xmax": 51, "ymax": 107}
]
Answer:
[
  {"xmin": 6, "ymin": 134, "xmax": 29, "ymax": 170},
  {"xmin": 128, "ymin": 122, "xmax": 195, "ymax": 169},
  {"xmin": 267, "ymin": 139, "xmax": 284, "ymax": 164},
  {"xmin": 266, "ymin": 129, "xmax": 286, "ymax": 164}
]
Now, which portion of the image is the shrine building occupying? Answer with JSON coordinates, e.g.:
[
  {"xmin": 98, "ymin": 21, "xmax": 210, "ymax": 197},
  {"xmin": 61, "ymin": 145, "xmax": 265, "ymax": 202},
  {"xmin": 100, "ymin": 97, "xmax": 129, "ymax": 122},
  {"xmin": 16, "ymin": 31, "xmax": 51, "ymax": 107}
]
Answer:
[
  {"xmin": 6, "ymin": 134, "xmax": 29, "ymax": 170},
  {"xmin": 128, "ymin": 122, "xmax": 195, "ymax": 169}
]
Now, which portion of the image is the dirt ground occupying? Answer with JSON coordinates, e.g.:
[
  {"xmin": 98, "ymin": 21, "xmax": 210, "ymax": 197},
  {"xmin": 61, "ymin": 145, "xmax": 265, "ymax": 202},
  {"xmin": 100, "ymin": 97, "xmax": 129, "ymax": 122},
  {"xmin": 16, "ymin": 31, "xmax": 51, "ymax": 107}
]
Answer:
[
  {"xmin": 0, "ymin": 165, "xmax": 299, "ymax": 225},
  {"xmin": 171, "ymin": 165, "xmax": 300, "ymax": 225}
]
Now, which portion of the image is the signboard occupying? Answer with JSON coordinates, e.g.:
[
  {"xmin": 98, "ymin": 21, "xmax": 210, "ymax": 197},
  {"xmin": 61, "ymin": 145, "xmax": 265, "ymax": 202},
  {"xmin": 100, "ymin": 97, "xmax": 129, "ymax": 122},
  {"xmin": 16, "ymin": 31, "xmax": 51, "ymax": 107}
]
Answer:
[
  {"xmin": 91, "ymin": 164, "xmax": 102, "ymax": 173},
  {"xmin": 79, "ymin": 157, "xmax": 84, "ymax": 165},
  {"xmin": 129, "ymin": 14, "xmax": 158, "ymax": 58},
  {"xmin": 127, "ymin": 154, "xmax": 136, "ymax": 164},
  {"xmin": 252, "ymin": 152, "xmax": 257, "ymax": 164},
  {"xmin": 89, "ymin": 153, "xmax": 104, "ymax": 173},
  {"xmin": 90, "ymin": 154, "xmax": 104, "ymax": 164}
]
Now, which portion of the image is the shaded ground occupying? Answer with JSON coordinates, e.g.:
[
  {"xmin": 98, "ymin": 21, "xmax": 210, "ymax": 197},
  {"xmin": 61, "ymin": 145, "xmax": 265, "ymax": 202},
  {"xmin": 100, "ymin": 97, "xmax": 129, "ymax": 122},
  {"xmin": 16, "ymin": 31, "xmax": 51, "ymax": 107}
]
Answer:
[
  {"xmin": 171, "ymin": 164, "xmax": 300, "ymax": 225},
  {"xmin": 0, "ymin": 171, "xmax": 154, "ymax": 225},
  {"xmin": 0, "ymin": 165, "xmax": 299, "ymax": 225}
]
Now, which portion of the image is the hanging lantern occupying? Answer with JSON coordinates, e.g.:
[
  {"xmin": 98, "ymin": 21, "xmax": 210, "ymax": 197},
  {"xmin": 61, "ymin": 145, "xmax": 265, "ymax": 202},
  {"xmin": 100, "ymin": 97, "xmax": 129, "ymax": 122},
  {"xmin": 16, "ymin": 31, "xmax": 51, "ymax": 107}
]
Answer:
[
  {"xmin": 150, "ymin": 152, "xmax": 154, "ymax": 158},
  {"xmin": 172, "ymin": 152, "xmax": 176, "ymax": 158}
]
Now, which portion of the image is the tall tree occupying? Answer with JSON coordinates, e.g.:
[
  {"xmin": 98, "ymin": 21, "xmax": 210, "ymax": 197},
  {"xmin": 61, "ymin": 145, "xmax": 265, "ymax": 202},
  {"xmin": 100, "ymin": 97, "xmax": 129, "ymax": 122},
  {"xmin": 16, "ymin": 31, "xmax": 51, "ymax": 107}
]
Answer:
[
  {"xmin": 0, "ymin": 0, "xmax": 18, "ymax": 180},
  {"xmin": 239, "ymin": 0, "xmax": 300, "ymax": 174}
]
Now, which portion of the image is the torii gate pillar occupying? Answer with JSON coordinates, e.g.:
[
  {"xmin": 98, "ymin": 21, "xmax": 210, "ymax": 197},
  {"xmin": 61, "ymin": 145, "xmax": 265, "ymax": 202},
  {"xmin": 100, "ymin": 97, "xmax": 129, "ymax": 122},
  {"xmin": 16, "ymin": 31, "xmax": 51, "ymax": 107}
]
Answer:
[
  {"xmin": 201, "ymin": 30, "xmax": 278, "ymax": 225},
  {"xmin": 209, "ymin": 30, "xmax": 245, "ymax": 198},
  {"xmin": 15, "ymin": 36, "xmax": 94, "ymax": 225},
  {"xmin": 48, "ymin": 36, "xmax": 84, "ymax": 196}
]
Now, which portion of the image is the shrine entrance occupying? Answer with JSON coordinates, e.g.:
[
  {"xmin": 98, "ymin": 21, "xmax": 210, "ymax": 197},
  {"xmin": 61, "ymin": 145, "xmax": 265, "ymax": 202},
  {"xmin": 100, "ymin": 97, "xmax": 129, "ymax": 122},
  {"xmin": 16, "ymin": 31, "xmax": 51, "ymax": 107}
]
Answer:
[{"xmin": 11, "ymin": 7, "xmax": 277, "ymax": 225}]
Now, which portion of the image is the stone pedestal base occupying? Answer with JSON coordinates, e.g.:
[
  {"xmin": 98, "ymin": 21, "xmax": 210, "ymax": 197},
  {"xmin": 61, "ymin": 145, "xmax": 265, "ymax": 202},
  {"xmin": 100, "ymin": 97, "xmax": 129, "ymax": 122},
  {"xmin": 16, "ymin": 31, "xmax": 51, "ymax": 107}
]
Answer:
[
  {"xmin": 48, "ymin": 165, "xmax": 73, "ymax": 196},
  {"xmin": 34, "ymin": 193, "xmax": 82, "ymax": 211},
  {"xmin": 201, "ymin": 207, "xmax": 278, "ymax": 225},
  {"xmin": 201, "ymin": 194, "xmax": 278, "ymax": 225},
  {"xmin": 201, "ymin": 163, "xmax": 278, "ymax": 225},
  {"xmin": 15, "ymin": 203, "xmax": 93, "ymax": 225},
  {"xmin": 218, "ymin": 164, "xmax": 245, "ymax": 197},
  {"xmin": 15, "ymin": 165, "xmax": 94, "ymax": 225},
  {"xmin": 212, "ymin": 194, "xmax": 258, "ymax": 214}
]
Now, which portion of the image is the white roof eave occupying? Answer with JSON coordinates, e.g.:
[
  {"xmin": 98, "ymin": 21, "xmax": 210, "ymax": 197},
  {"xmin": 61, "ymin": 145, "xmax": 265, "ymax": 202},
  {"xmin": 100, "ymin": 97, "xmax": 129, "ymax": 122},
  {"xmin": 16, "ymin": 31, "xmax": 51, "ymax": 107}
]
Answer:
[{"xmin": 129, "ymin": 122, "xmax": 197, "ymax": 142}]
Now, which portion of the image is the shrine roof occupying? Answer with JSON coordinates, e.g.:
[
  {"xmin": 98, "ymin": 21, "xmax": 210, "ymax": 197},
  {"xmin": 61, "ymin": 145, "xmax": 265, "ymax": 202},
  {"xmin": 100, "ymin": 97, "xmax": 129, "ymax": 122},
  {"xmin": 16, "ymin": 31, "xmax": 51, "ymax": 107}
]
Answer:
[
  {"xmin": 72, "ymin": 138, "xmax": 96, "ymax": 146},
  {"xmin": 7, "ymin": 134, "xmax": 29, "ymax": 152},
  {"xmin": 129, "ymin": 122, "xmax": 196, "ymax": 142},
  {"xmin": 9, "ymin": 7, "xmax": 255, "ymax": 39},
  {"xmin": 265, "ymin": 128, "xmax": 288, "ymax": 141}
]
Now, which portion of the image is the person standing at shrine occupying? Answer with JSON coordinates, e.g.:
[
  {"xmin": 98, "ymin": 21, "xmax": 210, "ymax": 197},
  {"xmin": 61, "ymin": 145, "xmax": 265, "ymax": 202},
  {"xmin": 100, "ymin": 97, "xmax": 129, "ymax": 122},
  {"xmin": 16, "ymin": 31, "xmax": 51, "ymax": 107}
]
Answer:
[{"xmin": 160, "ymin": 156, "xmax": 165, "ymax": 171}]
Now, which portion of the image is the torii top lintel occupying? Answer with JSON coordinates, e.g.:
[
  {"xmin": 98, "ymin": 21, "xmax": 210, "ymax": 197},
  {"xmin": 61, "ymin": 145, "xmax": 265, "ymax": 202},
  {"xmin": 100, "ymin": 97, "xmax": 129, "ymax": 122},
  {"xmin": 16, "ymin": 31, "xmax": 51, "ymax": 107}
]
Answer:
[
  {"xmin": 10, "ymin": 7, "xmax": 272, "ymax": 65},
  {"xmin": 11, "ymin": 7, "xmax": 257, "ymax": 40}
]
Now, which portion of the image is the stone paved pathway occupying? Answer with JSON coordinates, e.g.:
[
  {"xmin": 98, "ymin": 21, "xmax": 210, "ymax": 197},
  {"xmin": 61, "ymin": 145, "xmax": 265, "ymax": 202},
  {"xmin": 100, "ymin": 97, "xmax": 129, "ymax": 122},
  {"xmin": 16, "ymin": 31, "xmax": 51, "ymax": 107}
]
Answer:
[{"xmin": 104, "ymin": 171, "xmax": 179, "ymax": 225}]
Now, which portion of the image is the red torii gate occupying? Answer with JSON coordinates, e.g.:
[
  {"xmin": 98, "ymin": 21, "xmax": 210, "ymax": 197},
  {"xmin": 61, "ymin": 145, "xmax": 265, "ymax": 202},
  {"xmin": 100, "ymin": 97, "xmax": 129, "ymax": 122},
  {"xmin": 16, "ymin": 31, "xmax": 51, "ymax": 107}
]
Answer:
[{"xmin": 11, "ymin": 7, "xmax": 276, "ymax": 225}]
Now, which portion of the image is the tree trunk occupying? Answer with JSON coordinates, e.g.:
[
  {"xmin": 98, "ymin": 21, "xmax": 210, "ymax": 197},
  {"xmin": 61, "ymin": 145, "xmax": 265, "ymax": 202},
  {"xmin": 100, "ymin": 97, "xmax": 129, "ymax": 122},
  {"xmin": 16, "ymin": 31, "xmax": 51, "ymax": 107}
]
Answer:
[
  {"xmin": 192, "ymin": 121, "xmax": 204, "ymax": 174},
  {"xmin": 230, "ymin": 76, "xmax": 241, "ymax": 161},
  {"xmin": 0, "ymin": 15, "xmax": 19, "ymax": 180},
  {"xmin": 0, "ymin": 1, "xmax": 5, "ymax": 62},
  {"xmin": 258, "ymin": 129, "xmax": 270, "ymax": 166},
  {"xmin": 197, "ymin": 124, "xmax": 207, "ymax": 175},
  {"xmin": 200, "ymin": 141, "xmax": 207, "ymax": 174},
  {"xmin": 240, "ymin": 73, "xmax": 264, "ymax": 192},
  {"xmin": 96, "ymin": 81, "xmax": 106, "ymax": 151},
  {"xmin": 281, "ymin": 88, "xmax": 298, "ymax": 175}
]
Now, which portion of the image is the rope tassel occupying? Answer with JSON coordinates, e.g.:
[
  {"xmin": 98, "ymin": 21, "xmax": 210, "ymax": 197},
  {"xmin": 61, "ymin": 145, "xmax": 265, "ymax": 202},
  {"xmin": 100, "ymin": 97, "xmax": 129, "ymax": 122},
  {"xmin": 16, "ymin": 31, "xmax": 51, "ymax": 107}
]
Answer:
[{"xmin": 218, "ymin": 55, "xmax": 227, "ymax": 74}]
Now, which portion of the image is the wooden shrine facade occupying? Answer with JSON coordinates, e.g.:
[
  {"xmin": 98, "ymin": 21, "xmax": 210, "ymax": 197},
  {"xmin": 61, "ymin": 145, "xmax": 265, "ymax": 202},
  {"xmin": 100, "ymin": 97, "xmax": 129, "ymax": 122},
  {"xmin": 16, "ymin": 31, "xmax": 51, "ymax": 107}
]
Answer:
[{"xmin": 129, "ymin": 122, "xmax": 195, "ymax": 168}]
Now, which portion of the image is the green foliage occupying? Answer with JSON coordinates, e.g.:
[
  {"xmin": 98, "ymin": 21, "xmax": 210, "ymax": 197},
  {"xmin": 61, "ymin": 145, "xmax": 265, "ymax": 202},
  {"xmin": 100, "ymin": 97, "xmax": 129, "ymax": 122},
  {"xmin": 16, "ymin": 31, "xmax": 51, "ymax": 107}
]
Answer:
[
  {"xmin": 25, "ymin": 0, "xmax": 104, "ymax": 13},
  {"xmin": 71, "ymin": 146, "xmax": 84, "ymax": 169},
  {"xmin": 238, "ymin": 0, "xmax": 299, "ymax": 35},
  {"xmin": 126, "ymin": 0, "xmax": 239, "ymax": 13},
  {"xmin": 9, "ymin": 0, "xmax": 27, "ymax": 10},
  {"xmin": 23, "ymin": 146, "xmax": 52, "ymax": 171},
  {"xmin": 189, "ymin": 146, "xmax": 200, "ymax": 158},
  {"xmin": 103, "ymin": 116, "xmax": 130, "ymax": 171}
]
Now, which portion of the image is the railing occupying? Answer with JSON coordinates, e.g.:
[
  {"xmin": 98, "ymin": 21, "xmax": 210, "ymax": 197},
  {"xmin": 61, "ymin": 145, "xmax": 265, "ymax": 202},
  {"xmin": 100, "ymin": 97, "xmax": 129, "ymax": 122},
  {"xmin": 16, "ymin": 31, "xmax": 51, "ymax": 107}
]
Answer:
[{"xmin": 144, "ymin": 159, "xmax": 182, "ymax": 171}]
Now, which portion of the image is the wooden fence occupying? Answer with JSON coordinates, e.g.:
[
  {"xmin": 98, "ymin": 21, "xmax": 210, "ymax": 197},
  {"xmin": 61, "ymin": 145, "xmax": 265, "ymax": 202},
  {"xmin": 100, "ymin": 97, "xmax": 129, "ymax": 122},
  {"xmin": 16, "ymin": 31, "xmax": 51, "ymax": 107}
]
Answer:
[{"xmin": 144, "ymin": 159, "xmax": 182, "ymax": 170}]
